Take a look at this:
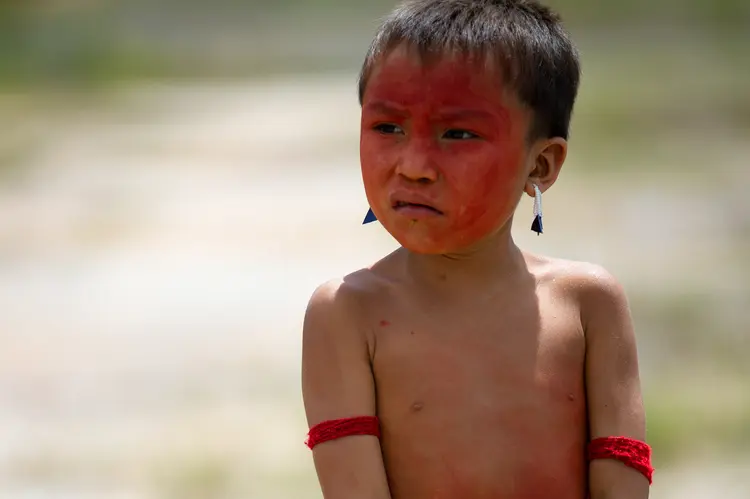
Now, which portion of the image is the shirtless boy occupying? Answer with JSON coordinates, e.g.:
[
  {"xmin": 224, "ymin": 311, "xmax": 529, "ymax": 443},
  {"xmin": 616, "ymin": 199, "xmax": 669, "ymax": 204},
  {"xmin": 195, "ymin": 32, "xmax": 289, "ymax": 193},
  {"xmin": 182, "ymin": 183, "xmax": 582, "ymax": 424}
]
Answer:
[{"xmin": 301, "ymin": 1, "xmax": 652, "ymax": 498}]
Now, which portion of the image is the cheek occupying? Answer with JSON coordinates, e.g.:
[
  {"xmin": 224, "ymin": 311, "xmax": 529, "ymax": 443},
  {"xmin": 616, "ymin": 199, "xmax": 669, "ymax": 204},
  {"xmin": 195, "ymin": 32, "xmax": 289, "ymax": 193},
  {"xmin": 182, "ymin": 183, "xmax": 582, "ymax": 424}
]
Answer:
[
  {"xmin": 444, "ymin": 150, "xmax": 523, "ymax": 230},
  {"xmin": 360, "ymin": 134, "xmax": 393, "ymax": 201},
  {"xmin": 360, "ymin": 135, "xmax": 381, "ymax": 174}
]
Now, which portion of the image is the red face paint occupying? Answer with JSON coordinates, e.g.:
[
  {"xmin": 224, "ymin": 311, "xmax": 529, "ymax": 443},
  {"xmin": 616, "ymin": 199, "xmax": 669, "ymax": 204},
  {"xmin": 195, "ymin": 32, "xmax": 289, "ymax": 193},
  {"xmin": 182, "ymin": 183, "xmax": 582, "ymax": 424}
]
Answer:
[{"xmin": 360, "ymin": 44, "xmax": 533, "ymax": 254}]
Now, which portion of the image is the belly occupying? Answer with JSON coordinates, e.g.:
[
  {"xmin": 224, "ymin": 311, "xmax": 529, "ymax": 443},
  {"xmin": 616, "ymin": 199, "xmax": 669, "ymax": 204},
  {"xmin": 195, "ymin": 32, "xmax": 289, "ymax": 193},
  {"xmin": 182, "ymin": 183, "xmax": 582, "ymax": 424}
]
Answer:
[
  {"xmin": 380, "ymin": 399, "xmax": 588, "ymax": 499},
  {"xmin": 375, "ymin": 359, "xmax": 588, "ymax": 499}
]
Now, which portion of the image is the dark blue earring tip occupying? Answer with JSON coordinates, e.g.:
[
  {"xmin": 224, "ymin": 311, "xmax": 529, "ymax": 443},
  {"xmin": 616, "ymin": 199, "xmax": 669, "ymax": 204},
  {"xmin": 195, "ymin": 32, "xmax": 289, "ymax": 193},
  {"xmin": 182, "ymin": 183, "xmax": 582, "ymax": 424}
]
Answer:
[
  {"xmin": 363, "ymin": 208, "xmax": 378, "ymax": 225},
  {"xmin": 531, "ymin": 215, "xmax": 543, "ymax": 235}
]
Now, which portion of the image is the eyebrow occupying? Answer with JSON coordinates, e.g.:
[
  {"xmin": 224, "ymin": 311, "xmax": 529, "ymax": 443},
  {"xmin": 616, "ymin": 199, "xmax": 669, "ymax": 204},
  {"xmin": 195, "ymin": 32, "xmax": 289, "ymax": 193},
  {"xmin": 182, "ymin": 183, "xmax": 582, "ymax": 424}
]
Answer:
[
  {"xmin": 364, "ymin": 101, "xmax": 501, "ymax": 122},
  {"xmin": 363, "ymin": 101, "xmax": 408, "ymax": 116}
]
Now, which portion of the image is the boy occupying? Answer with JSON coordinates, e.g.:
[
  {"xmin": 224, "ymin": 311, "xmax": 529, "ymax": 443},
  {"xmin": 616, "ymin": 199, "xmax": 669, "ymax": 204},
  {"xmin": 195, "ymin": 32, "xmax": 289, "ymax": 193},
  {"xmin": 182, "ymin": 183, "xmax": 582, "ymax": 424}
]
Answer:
[{"xmin": 302, "ymin": 1, "xmax": 652, "ymax": 498}]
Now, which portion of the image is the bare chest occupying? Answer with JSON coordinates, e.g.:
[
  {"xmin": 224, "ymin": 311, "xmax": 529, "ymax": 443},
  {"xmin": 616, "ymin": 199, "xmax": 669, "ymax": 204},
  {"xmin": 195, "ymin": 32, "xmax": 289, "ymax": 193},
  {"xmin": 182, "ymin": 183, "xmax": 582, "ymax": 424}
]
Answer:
[
  {"xmin": 370, "ymin": 295, "xmax": 585, "ymax": 414},
  {"xmin": 366, "ymin": 296, "xmax": 588, "ymax": 497}
]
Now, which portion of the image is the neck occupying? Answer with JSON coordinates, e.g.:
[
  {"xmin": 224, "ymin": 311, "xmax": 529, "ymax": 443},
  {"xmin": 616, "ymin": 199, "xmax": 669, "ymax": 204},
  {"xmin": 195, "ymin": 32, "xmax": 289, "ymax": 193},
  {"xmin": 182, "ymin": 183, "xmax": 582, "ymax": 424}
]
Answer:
[{"xmin": 401, "ymin": 221, "xmax": 529, "ymax": 294}]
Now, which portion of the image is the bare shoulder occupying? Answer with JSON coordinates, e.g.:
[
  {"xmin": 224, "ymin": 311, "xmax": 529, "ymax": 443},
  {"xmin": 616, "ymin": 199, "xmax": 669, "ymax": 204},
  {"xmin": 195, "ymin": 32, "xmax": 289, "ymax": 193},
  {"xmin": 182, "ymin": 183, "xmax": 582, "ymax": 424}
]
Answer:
[
  {"xmin": 527, "ymin": 254, "xmax": 631, "ymax": 333},
  {"xmin": 529, "ymin": 253, "xmax": 624, "ymax": 291},
  {"xmin": 304, "ymin": 272, "xmax": 376, "ymax": 336},
  {"xmin": 304, "ymin": 252, "xmax": 402, "ymax": 343},
  {"xmin": 306, "ymin": 253, "xmax": 400, "ymax": 309}
]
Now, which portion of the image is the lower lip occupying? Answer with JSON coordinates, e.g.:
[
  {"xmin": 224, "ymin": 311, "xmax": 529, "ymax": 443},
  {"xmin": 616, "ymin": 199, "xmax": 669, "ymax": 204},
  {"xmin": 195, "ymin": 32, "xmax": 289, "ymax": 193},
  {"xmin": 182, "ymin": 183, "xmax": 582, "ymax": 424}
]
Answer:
[{"xmin": 393, "ymin": 205, "xmax": 442, "ymax": 219}]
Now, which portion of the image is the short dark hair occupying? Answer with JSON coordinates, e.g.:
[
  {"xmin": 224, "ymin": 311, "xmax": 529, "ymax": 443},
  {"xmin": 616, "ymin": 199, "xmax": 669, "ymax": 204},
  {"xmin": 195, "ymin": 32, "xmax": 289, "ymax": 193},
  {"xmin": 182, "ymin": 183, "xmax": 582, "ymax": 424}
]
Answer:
[{"xmin": 357, "ymin": 0, "xmax": 581, "ymax": 141}]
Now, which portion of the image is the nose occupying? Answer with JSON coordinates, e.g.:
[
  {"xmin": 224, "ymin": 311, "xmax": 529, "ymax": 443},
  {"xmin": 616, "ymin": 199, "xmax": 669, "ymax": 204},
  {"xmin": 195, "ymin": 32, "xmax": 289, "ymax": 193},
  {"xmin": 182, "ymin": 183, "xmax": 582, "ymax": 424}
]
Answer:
[{"xmin": 394, "ymin": 140, "xmax": 439, "ymax": 184}]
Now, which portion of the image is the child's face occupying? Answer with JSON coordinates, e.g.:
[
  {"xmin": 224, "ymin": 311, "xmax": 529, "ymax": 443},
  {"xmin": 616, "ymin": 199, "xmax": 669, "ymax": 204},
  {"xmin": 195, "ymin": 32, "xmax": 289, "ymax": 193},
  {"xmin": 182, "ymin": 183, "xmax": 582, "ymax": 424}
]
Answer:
[{"xmin": 360, "ymin": 45, "xmax": 534, "ymax": 254}]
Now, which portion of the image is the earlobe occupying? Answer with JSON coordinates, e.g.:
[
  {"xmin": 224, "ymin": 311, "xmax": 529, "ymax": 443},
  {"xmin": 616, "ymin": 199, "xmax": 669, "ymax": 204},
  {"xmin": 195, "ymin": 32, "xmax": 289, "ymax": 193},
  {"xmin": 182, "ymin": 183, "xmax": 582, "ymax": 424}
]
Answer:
[{"xmin": 526, "ymin": 137, "xmax": 567, "ymax": 195}]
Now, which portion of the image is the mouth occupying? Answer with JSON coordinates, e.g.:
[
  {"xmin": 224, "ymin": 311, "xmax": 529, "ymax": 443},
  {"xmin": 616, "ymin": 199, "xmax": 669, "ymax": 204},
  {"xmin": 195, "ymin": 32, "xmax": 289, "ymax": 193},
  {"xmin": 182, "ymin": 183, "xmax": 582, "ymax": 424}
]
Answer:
[{"xmin": 393, "ymin": 200, "xmax": 444, "ymax": 215}]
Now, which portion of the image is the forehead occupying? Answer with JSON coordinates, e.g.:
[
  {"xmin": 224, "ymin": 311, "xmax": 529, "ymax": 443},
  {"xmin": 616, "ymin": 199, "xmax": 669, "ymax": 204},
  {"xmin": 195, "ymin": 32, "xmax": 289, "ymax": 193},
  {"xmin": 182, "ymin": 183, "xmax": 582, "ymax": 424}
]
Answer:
[{"xmin": 362, "ymin": 43, "xmax": 522, "ymax": 112}]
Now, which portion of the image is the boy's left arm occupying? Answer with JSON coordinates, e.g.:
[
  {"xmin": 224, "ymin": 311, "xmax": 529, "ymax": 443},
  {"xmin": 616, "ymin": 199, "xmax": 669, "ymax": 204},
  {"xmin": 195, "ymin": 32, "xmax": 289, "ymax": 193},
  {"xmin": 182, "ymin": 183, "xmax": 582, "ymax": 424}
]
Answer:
[{"xmin": 580, "ymin": 267, "xmax": 650, "ymax": 499}]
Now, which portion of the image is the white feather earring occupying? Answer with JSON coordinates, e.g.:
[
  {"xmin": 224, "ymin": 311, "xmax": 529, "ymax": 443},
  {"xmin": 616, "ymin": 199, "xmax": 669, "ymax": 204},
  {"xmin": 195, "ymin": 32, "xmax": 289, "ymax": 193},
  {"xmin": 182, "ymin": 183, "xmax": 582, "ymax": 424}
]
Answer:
[{"xmin": 531, "ymin": 184, "xmax": 543, "ymax": 235}]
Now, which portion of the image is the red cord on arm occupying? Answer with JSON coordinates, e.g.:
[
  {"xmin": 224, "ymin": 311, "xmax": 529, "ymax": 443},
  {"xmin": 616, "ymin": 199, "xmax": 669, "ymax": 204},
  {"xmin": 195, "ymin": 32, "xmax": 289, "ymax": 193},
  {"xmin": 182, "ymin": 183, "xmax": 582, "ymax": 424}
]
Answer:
[
  {"xmin": 588, "ymin": 436, "xmax": 654, "ymax": 484},
  {"xmin": 305, "ymin": 416, "xmax": 381, "ymax": 450}
]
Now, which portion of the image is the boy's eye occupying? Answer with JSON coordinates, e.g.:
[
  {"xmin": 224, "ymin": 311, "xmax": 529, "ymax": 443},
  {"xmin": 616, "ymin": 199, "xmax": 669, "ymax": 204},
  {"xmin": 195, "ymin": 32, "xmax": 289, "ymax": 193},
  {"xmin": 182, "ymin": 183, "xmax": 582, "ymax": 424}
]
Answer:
[
  {"xmin": 373, "ymin": 123, "xmax": 404, "ymax": 135},
  {"xmin": 443, "ymin": 129, "xmax": 479, "ymax": 140}
]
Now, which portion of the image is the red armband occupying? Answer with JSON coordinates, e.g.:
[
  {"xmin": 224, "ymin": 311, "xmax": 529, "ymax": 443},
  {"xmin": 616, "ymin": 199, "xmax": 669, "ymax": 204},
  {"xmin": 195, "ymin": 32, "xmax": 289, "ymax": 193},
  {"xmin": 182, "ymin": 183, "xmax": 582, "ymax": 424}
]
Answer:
[
  {"xmin": 588, "ymin": 436, "xmax": 654, "ymax": 484},
  {"xmin": 305, "ymin": 416, "xmax": 381, "ymax": 450}
]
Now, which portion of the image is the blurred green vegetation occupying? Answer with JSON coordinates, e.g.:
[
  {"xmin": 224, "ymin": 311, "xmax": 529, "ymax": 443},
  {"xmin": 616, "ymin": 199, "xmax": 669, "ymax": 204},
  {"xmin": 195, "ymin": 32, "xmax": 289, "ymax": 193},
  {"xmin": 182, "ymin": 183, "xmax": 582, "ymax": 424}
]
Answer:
[
  {"xmin": 152, "ymin": 453, "xmax": 233, "ymax": 499},
  {"xmin": 646, "ymin": 385, "xmax": 750, "ymax": 466},
  {"xmin": 2, "ymin": 0, "xmax": 748, "ymax": 170},
  {"xmin": 1, "ymin": 0, "xmax": 749, "ymax": 88}
]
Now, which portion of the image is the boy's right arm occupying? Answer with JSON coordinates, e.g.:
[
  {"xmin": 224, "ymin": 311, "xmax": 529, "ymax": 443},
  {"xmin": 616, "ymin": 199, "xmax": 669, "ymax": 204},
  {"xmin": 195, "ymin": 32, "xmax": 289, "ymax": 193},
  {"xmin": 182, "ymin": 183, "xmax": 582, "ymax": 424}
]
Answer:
[{"xmin": 301, "ymin": 280, "xmax": 392, "ymax": 499}]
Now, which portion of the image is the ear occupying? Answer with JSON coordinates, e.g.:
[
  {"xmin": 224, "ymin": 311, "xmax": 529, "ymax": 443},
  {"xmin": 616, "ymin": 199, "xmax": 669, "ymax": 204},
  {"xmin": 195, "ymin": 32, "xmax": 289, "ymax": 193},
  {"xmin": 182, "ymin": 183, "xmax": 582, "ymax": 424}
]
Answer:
[{"xmin": 524, "ymin": 137, "xmax": 568, "ymax": 197}]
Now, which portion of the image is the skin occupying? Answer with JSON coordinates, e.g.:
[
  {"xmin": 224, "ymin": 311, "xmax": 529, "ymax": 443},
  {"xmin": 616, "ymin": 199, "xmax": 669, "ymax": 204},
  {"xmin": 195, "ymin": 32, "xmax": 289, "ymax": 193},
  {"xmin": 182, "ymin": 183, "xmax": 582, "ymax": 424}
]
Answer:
[{"xmin": 302, "ymin": 44, "xmax": 649, "ymax": 499}]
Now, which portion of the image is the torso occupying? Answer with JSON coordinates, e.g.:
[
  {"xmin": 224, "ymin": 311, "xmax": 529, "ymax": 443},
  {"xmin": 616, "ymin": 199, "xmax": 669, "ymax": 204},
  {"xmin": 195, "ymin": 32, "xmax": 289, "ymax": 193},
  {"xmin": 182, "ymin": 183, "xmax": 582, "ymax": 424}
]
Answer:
[{"xmin": 351, "ymin": 249, "xmax": 589, "ymax": 499}]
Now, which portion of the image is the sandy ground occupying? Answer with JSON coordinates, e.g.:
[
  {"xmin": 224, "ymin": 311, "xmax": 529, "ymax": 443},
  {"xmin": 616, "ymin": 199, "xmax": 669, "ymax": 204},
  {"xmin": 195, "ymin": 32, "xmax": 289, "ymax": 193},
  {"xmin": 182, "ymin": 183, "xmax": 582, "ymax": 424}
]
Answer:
[{"xmin": 0, "ymin": 75, "xmax": 748, "ymax": 498}]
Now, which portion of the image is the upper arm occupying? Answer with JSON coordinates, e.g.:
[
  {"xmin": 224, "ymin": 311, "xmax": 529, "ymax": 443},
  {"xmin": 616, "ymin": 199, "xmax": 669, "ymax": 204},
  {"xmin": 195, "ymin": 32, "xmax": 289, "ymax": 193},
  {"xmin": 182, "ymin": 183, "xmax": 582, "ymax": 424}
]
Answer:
[
  {"xmin": 301, "ymin": 280, "xmax": 391, "ymax": 499},
  {"xmin": 580, "ymin": 267, "xmax": 649, "ymax": 498}
]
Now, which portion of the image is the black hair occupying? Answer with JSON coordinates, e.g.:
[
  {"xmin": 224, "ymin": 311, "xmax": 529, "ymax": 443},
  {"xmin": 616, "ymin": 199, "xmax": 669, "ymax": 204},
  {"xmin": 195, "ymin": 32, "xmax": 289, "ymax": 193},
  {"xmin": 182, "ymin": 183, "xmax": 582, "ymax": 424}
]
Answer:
[{"xmin": 357, "ymin": 0, "xmax": 581, "ymax": 141}]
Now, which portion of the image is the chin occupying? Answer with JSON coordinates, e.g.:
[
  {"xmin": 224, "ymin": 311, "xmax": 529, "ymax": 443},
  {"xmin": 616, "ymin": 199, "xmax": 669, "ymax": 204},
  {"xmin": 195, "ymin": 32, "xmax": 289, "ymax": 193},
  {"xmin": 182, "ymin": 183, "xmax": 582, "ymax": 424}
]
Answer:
[
  {"xmin": 388, "ymin": 221, "xmax": 506, "ymax": 256},
  {"xmin": 391, "ymin": 232, "xmax": 455, "ymax": 255}
]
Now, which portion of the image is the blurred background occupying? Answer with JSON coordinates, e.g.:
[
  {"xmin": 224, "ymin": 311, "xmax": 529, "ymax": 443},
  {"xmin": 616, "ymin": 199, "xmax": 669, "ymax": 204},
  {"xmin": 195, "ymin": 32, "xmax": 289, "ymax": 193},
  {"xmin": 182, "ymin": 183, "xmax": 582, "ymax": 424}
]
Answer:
[{"xmin": 0, "ymin": 1, "xmax": 748, "ymax": 498}]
